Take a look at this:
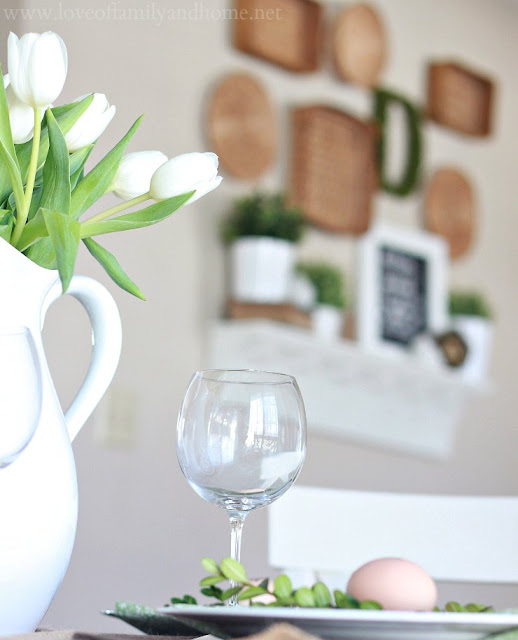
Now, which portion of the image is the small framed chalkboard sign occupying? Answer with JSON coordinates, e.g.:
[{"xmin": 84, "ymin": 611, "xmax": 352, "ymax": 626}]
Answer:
[{"xmin": 356, "ymin": 224, "xmax": 448, "ymax": 355}]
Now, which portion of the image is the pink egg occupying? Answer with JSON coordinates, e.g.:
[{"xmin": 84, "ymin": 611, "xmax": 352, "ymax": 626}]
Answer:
[{"xmin": 347, "ymin": 557, "xmax": 438, "ymax": 611}]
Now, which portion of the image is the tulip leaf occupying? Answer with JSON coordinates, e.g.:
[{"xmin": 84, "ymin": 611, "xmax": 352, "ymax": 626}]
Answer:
[
  {"xmin": 7, "ymin": 190, "xmax": 16, "ymax": 213},
  {"xmin": 79, "ymin": 191, "xmax": 194, "ymax": 238},
  {"xmin": 24, "ymin": 237, "xmax": 55, "ymax": 269},
  {"xmin": 41, "ymin": 208, "xmax": 80, "ymax": 292},
  {"xmin": 15, "ymin": 95, "xmax": 94, "ymax": 183},
  {"xmin": 50, "ymin": 99, "xmax": 93, "ymax": 119},
  {"xmin": 0, "ymin": 66, "xmax": 15, "ymax": 156},
  {"xmin": 69, "ymin": 145, "xmax": 94, "ymax": 174},
  {"xmin": 69, "ymin": 145, "xmax": 94, "ymax": 190},
  {"xmin": 26, "ymin": 185, "xmax": 43, "ymax": 222},
  {"xmin": 70, "ymin": 115, "xmax": 143, "ymax": 220},
  {"xmin": 39, "ymin": 108, "xmax": 71, "ymax": 215},
  {"xmin": 0, "ymin": 64, "xmax": 22, "ymax": 204},
  {"xmin": 0, "ymin": 170, "xmax": 11, "ymax": 207},
  {"xmin": 0, "ymin": 209, "xmax": 14, "ymax": 242},
  {"xmin": 16, "ymin": 208, "xmax": 49, "ymax": 252},
  {"xmin": 0, "ymin": 137, "xmax": 25, "ymax": 217},
  {"xmin": 0, "ymin": 226, "xmax": 12, "ymax": 242},
  {"xmin": 30, "ymin": 144, "xmax": 93, "ymax": 198},
  {"xmin": 82, "ymin": 237, "xmax": 146, "ymax": 300}
]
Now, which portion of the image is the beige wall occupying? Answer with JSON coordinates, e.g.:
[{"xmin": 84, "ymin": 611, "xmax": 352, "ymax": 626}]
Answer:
[{"xmin": 1, "ymin": 0, "xmax": 517, "ymax": 630}]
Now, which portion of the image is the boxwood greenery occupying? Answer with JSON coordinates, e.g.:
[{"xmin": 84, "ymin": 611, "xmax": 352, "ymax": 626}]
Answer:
[
  {"xmin": 296, "ymin": 261, "xmax": 346, "ymax": 310},
  {"xmin": 221, "ymin": 192, "xmax": 305, "ymax": 245}
]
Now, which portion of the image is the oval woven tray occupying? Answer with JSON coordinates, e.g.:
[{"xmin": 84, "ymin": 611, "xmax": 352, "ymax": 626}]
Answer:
[
  {"xmin": 423, "ymin": 167, "xmax": 476, "ymax": 259},
  {"xmin": 333, "ymin": 3, "xmax": 387, "ymax": 87},
  {"xmin": 207, "ymin": 72, "xmax": 276, "ymax": 179}
]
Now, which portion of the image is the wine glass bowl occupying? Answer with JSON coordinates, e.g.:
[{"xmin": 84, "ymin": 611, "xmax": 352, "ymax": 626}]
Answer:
[
  {"xmin": 0, "ymin": 325, "xmax": 42, "ymax": 469},
  {"xmin": 176, "ymin": 369, "xmax": 306, "ymax": 602}
]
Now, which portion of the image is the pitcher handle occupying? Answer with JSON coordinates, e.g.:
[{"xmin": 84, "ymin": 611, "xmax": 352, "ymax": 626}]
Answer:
[{"xmin": 42, "ymin": 275, "xmax": 122, "ymax": 442}]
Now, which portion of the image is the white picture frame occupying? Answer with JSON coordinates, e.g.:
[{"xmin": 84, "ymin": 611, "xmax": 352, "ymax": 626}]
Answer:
[{"xmin": 356, "ymin": 223, "xmax": 448, "ymax": 356}]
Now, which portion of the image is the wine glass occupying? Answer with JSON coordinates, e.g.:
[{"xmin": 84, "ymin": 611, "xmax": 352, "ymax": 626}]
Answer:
[
  {"xmin": 177, "ymin": 369, "xmax": 307, "ymax": 604},
  {"xmin": 0, "ymin": 325, "xmax": 42, "ymax": 469}
]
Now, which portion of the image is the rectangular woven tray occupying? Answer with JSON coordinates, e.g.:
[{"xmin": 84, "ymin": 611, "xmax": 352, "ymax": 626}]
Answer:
[
  {"xmin": 233, "ymin": 0, "xmax": 323, "ymax": 72},
  {"xmin": 289, "ymin": 105, "xmax": 378, "ymax": 234},
  {"xmin": 426, "ymin": 61, "xmax": 495, "ymax": 136}
]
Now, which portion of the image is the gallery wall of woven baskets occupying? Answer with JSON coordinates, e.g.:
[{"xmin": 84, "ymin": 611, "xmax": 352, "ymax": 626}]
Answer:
[{"xmin": 205, "ymin": 0, "xmax": 496, "ymax": 331}]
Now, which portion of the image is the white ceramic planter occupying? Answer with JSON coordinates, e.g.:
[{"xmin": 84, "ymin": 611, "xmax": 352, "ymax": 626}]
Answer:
[
  {"xmin": 311, "ymin": 305, "xmax": 344, "ymax": 341},
  {"xmin": 289, "ymin": 274, "xmax": 316, "ymax": 311},
  {"xmin": 230, "ymin": 237, "xmax": 296, "ymax": 304},
  {"xmin": 451, "ymin": 315, "xmax": 493, "ymax": 384}
]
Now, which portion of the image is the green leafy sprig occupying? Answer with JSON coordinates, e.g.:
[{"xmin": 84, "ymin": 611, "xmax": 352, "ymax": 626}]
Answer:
[
  {"xmin": 438, "ymin": 602, "xmax": 494, "ymax": 613},
  {"xmin": 169, "ymin": 558, "xmax": 493, "ymax": 613},
  {"xmin": 171, "ymin": 557, "xmax": 381, "ymax": 609}
]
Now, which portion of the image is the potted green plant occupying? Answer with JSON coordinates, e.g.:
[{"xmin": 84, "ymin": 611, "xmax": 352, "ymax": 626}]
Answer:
[
  {"xmin": 448, "ymin": 290, "xmax": 493, "ymax": 384},
  {"xmin": 296, "ymin": 261, "xmax": 346, "ymax": 340},
  {"xmin": 222, "ymin": 192, "xmax": 305, "ymax": 304}
]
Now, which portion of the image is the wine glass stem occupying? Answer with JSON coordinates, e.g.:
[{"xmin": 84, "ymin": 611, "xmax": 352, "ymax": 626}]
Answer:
[{"xmin": 228, "ymin": 512, "xmax": 246, "ymax": 606}]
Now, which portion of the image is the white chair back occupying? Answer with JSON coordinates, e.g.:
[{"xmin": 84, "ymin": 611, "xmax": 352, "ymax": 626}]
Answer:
[{"xmin": 268, "ymin": 486, "xmax": 518, "ymax": 585}]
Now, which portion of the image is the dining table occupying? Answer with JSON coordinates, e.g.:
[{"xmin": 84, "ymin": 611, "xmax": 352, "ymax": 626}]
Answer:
[
  {"xmin": 6, "ymin": 610, "xmax": 518, "ymax": 640},
  {"xmin": 2, "ymin": 623, "xmax": 317, "ymax": 640}
]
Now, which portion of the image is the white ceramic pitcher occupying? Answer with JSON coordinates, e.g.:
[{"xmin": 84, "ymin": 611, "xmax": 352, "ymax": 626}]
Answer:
[{"xmin": 0, "ymin": 237, "xmax": 122, "ymax": 634}]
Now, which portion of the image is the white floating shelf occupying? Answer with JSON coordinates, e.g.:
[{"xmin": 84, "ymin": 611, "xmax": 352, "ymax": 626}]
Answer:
[{"xmin": 207, "ymin": 320, "xmax": 485, "ymax": 460}]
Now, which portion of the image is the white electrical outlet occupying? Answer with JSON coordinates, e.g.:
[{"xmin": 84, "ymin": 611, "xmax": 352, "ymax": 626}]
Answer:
[{"xmin": 93, "ymin": 386, "xmax": 137, "ymax": 448}]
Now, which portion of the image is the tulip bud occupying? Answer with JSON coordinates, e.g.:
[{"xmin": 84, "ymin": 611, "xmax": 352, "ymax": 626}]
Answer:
[
  {"xmin": 149, "ymin": 152, "xmax": 222, "ymax": 204},
  {"xmin": 111, "ymin": 150, "xmax": 168, "ymax": 201},
  {"xmin": 8, "ymin": 31, "xmax": 67, "ymax": 109},
  {"xmin": 64, "ymin": 92, "xmax": 116, "ymax": 152},
  {"xmin": 3, "ymin": 74, "xmax": 44, "ymax": 144}
]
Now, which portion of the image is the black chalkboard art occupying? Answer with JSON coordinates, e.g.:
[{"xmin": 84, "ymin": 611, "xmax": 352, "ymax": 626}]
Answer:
[
  {"xmin": 381, "ymin": 247, "xmax": 427, "ymax": 346},
  {"xmin": 356, "ymin": 223, "xmax": 448, "ymax": 356}
]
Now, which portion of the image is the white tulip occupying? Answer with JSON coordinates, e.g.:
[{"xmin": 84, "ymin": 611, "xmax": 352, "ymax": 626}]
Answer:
[
  {"xmin": 64, "ymin": 93, "xmax": 116, "ymax": 152},
  {"xmin": 111, "ymin": 150, "xmax": 168, "ymax": 201},
  {"xmin": 149, "ymin": 152, "xmax": 222, "ymax": 204},
  {"xmin": 3, "ymin": 74, "xmax": 44, "ymax": 144},
  {"xmin": 8, "ymin": 31, "xmax": 67, "ymax": 109}
]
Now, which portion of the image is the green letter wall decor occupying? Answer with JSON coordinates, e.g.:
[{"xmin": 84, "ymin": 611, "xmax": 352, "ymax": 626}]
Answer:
[{"xmin": 373, "ymin": 88, "xmax": 422, "ymax": 197}]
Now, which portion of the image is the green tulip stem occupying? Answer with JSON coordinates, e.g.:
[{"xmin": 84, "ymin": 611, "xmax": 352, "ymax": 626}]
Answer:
[
  {"xmin": 83, "ymin": 192, "xmax": 150, "ymax": 225},
  {"xmin": 11, "ymin": 107, "xmax": 41, "ymax": 247}
]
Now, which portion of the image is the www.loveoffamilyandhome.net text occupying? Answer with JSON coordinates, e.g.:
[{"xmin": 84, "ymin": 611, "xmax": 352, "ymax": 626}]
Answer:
[{"xmin": 1, "ymin": 1, "xmax": 285, "ymax": 26}]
